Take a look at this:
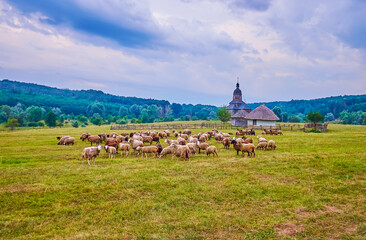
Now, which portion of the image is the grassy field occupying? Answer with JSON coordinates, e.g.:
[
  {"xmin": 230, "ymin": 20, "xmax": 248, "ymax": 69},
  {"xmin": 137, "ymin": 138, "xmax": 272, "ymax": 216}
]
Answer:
[{"xmin": 0, "ymin": 124, "xmax": 365, "ymax": 239}]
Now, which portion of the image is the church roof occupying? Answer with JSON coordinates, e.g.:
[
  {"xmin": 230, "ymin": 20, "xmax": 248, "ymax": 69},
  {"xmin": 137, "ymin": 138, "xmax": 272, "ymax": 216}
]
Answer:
[
  {"xmin": 231, "ymin": 110, "xmax": 249, "ymax": 118},
  {"xmin": 227, "ymin": 101, "xmax": 251, "ymax": 110},
  {"xmin": 244, "ymin": 104, "xmax": 279, "ymax": 121}
]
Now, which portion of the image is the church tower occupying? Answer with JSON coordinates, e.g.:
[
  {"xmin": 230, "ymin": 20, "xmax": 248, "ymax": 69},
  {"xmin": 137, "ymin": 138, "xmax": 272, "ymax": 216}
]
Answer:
[{"xmin": 226, "ymin": 79, "xmax": 251, "ymax": 126}]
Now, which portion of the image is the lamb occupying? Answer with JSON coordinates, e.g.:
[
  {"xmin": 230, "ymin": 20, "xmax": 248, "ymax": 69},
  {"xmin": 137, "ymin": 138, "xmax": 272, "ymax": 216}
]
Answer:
[
  {"xmin": 222, "ymin": 137, "xmax": 231, "ymax": 149},
  {"xmin": 57, "ymin": 136, "xmax": 70, "ymax": 145},
  {"xmin": 88, "ymin": 135, "xmax": 101, "ymax": 146},
  {"xmin": 267, "ymin": 140, "xmax": 277, "ymax": 150},
  {"xmin": 256, "ymin": 141, "xmax": 267, "ymax": 150},
  {"xmin": 64, "ymin": 137, "xmax": 75, "ymax": 145},
  {"xmin": 128, "ymin": 139, "xmax": 144, "ymax": 154},
  {"xmin": 104, "ymin": 146, "xmax": 117, "ymax": 158},
  {"xmin": 81, "ymin": 146, "xmax": 102, "ymax": 165},
  {"xmin": 159, "ymin": 145, "xmax": 176, "ymax": 158},
  {"xmin": 197, "ymin": 141, "xmax": 209, "ymax": 153},
  {"xmin": 186, "ymin": 143, "xmax": 197, "ymax": 155},
  {"xmin": 118, "ymin": 142, "xmax": 130, "ymax": 157},
  {"xmin": 171, "ymin": 144, "xmax": 191, "ymax": 160},
  {"xmin": 206, "ymin": 146, "xmax": 218, "ymax": 157},
  {"xmin": 136, "ymin": 146, "xmax": 159, "ymax": 158}
]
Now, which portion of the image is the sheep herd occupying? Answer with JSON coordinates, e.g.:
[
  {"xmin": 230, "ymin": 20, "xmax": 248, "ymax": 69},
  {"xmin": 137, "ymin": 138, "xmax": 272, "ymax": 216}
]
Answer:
[{"xmin": 57, "ymin": 128, "xmax": 280, "ymax": 165}]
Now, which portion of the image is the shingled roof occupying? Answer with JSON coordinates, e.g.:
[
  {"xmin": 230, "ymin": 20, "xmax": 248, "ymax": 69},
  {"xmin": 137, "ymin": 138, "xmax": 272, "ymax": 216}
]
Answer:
[
  {"xmin": 244, "ymin": 104, "xmax": 279, "ymax": 121},
  {"xmin": 231, "ymin": 110, "xmax": 249, "ymax": 118}
]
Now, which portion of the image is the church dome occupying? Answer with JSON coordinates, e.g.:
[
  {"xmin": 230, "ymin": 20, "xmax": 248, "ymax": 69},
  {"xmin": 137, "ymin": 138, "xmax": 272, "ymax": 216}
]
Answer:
[{"xmin": 233, "ymin": 88, "xmax": 242, "ymax": 95}]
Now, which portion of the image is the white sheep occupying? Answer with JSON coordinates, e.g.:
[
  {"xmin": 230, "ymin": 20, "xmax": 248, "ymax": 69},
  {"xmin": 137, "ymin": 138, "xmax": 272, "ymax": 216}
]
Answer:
[{"xmin": 104, "ymin": 145, "xmax": 117, "ymax": 158}]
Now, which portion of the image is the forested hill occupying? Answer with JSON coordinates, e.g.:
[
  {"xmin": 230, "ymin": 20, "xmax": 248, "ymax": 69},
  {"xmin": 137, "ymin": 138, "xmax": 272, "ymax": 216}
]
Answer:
[{"xmin": 1, "ymin": 79, "xmax": 366, "ymax": 125}]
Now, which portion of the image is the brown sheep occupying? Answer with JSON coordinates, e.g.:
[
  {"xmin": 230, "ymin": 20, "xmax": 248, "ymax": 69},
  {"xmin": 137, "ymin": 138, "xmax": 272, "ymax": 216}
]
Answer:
[
  {"xmin": 158, "ymin": 132, "xmax": 167, "ymax": 138},
  {"xmin": 105, "ymin": 138, "xmax": 119, "ymax": 151},
  {"xmin": 129, "ymin": 139, "xmax": 144, "ymax": 154},
  {"xmin": 156, "ymin": 143, "xmax": 163, "ymax": 156},
  {"xmin": 98, "ymin": 133, "xmax": 107, "ymax": 142},
  {"xmin": 171, "ymin": 144, "xmax": 191, "ymax": 160},
  {"xmin": 81, "ymin": 146, "xmax": 102, "ymax": 165},
  {"xmin": 182, "ymin": 129, "xmax": 191, "ymax": 135},
  {"xmin": 159, "ymin": 145, "xmax": 176, "ymax": 159},
  {"xmin": 186, "ymin": 143, "xmax": 197, "ymax": 155},
  {"xmin": 256, "ymin": 141, "xmax": 267, "ymax": 150},
  {"xmin": 136, "ymin": 146, "xmax": 159, "ymax": 158},
  {"xmin": 177, "ymin": 137, "xmax": 186, "ymax": 145},
  {"xmin": 87, "ymin": 135, "xmax": 101, "ymax": 146},
  {"xmin": 80, "ymin": 133, "xmax": 90, "ymax": 141},
  {"xmin": 267, "ymin": 140, "xmax": 277, "ymax": 150},
  {"xmin": 141, "ymin": 135, "xmax": 153, "ymax": 145},
  {"xmin": 180, "ymin": 134, "xmax": 189, "ymax": 140},
  {"xmin": 64, "ymin": 137, "xmax": 75, "ymax": 145},
  {"xmin": 206, "ymin": 146, "xmax": 218, "ymax": 157},
  {"xmin": 118, "ymin": 143, "xmax": 130, "ymax": 157},
  {"xmin": 104, "ymin": 146, "xmax": 117, "ymax": 158},
  {"xmin": 242, "ymin": 136, "xmax": 253, "ymax": 144},
  {"xmin": 222, "ymin": 137, "xmax": 230, "ymax": 149},
  {"xmin": 57, "ymin": 136, "xmax": 70, "ymax": 145},
  {"xmin": 197, "ymin": 141, "xmax": 209, "ymax": 153},
  {"xmin": 239, "ymin": 143, "xmax": 255, "ymax": 157}
]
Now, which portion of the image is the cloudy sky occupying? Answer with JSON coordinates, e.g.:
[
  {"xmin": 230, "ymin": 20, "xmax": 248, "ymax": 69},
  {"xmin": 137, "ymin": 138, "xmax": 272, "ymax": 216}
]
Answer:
[{"xmin": 0, "ymin": 0, "xmax": 365, "ymax": 105}]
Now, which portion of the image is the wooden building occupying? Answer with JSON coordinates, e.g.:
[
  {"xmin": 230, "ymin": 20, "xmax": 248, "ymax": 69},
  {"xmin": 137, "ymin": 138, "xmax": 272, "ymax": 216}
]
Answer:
[
  {"xmin": 245, "ymin": 104, "xmax": 279, "ymax": 128},
  {"xmin": 226, "ymin": 82, "xmax": 251, "ymax": 127}
]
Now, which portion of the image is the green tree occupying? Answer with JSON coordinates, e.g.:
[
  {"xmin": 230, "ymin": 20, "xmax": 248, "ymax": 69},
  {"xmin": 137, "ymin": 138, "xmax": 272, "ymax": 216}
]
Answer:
[
  {"xmin": 171, "ymin": 103, "xmax": 183, "ymax": 117},
  {"xmin": 87, "ymin": 101, "xmax": 105, "ymax": 117},
  {"xmin": 44, "ymin": 111, "xmax": 57, "ymax": 127},
  {"xmin": 119, "ymin": 106, "xmax": 129, "ymax": 118},
  {"xmin": 273, "ymin": 106, "xmax": 282, "ymax": 120},
  {"xmin": 6, "ymin": 118, "xmax": 20, "ymax": 130},
  {"xmin": 364, "ymin": 115, "xmax": 366, "ymax": 125},
  {"xmin": 0, "ymin": 112, "xmax": 7, "ymax": 123},
  {"xmin": 25, "ymin": 106, "xmax": 43, "ymax": 122},
  {"xmin": 306, "ymin": 112, "xmax": 325, "ymax": 125},
  {"xmin": 216, "ymin": 107, "xmax": 231, "ymax": 123},
  {"xmin": 129, "ymin": 104, "xmax": 141, "ymax": 118},
  {"xmin": 90, "ymin": 113, "xmax": 103, "ymax": 126}
]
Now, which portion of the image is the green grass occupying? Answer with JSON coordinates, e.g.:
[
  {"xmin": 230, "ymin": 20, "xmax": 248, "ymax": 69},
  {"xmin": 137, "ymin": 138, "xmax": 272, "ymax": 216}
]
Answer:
[{"xmin": 0, "ymin": 124, "xmax": 365, "ymax": 239}]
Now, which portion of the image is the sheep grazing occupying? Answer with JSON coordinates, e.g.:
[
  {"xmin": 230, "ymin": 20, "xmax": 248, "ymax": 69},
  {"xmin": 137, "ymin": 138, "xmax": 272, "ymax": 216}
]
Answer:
[
  {"xmin": 57, "ymin": 136, "xmax": 71, "ymax": 145},
  {"xmin": 179, "ymin": 134, "xmax": 189, "ymax": 140},
  {"xmin": 64, "ymin": 137, "xmax": 75, "ymax": 146},
  {"xmin": 186, "ymin": 143, "xmax": 198, "ymax": 155},
  {"xmin": 177, "ymin": 137, "xmax": 186, "ymax": 145},
  {"xmin": 256, "ymin": 141, "xmax": 267, "ymax": 150},
  {"xmin": 267, "ymin": 140, "xmax": 277, "ymax": 150},
  {"xmin": 105, "ymin": 138, "xmax": 119, "ymax": 151},
  {"xmin": 81, "ymin": 146, "xmax": 102, "ymax": 165},
  {"xmin": 257, "ymin": 135, "xmax": 267, "ymax": 143},
  {"xmin": 136, "ymin": 146, "xmax": 159, "ymax": 158},
  {"xmin": 222, "ymin": 137, "xmax": 231, "ymax": 149},
  {"xmin": 206, "ymin": 146, "xmax": 218, "ymax": 157},
  {"xmin": 88, "ymin": 135, "xmax": 101, "ymax": 146},
  {"xmin": 98, "ymin": 133, "xmax": 107, "ymax": 142},
  {"xmin": 118, "ymin": 142, "xmax": 130, "ymax": 157},
  {"xmin": 214, "ymin": 133, "xmax": 224, "ymax": 142},
  {"xmin": 152, "ymin": 136, "xmax": 160, "ymax": 144},
  {"xmin": 171, "ymin": 144, "xmax": 191, "ymax": 160},
  {"xmin": 242, "ymin": 136, "xmax": 253, "ymax": 144},
  {"xmin": 132, "ymin": 134, "xmax": 143, "ymax": 142},
  {"xmin": 156, "ymin": 143, "xmax": 163, "ymax": 156},
  {"xmin": 141, "ymin": 135, "xmax": 153, "ymax": 145},
  {"xmin": 188, "ymin": 136, "xmax": 198, "ymax": 144},
  {"xmin": 174, "ymin": 132, "xmax": 179, "ymax": 137},
  {"xmin": 104, "ymin": 146, "xmax": 117, "ymax": 159},
  {"xmin": 197, "ymin": 141, "xmax": 209, "ymax": 153},
  {"xmin": 80, "ymin": 133, "xmax": 90, "ymax": 141},
  {"xmin": 231, "ymin": 139, "xmax": 241, "ymax": 155},
  {"xmin": 165, "ymin": 139, "xmax": 179, "ymax": 145},
  {"xmin": 239, "ymin": 143, "xmax": 256, "ymax": 157},
  {"xmin": 163, "ymin": 130, "xmax": 171, "ymax": 137},
  {"xmin": 128, "ymin": 139, "xmax": 144, "ymax": 154},
  {"xmin": 158, "ymin": 132, "xmax": 168, "ymax": 139},
  {"xmin": 159, "ymin": 145, "xmax": 176, "ymax": 159},
  {"xmin": 183, "ymin": 129, "xmax": 191, "ymax": 135}
]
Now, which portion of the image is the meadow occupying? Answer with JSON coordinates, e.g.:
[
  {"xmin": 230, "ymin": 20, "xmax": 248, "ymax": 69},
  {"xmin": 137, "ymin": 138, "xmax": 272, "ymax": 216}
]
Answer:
[{"xmin": 0, "ymin": 124, "xmax": 365, "ymax": 239}]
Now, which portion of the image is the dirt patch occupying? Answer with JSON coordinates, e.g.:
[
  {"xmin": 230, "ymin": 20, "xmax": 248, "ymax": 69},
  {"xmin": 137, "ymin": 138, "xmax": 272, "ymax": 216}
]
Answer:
[
  {"xmin": 296, "ymin": 208, "xmax": 316, "ymax": 218},
  {"xmin": 275, "ymin": 223, "xmax": 304, "ymax": 237},
  {"xmin": 323, "ymin": 205, "xmax": 343, "ymax": 213}
]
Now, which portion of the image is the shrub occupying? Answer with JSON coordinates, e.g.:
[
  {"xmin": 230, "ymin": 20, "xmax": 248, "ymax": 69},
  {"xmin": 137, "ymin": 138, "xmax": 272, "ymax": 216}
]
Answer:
[
  {"xmin": 81, "ymin": 123, "xmax": 86, "ymax": 127},
  {"xmin": 72, "ymin": 121, "xmax": 79, "ymax": 128},
  {"xmin": 38, "ymin": 122, "xmax": 45, "ymax": 127},
  {"xmin": 27, "ymin": 122, "xmax": 38, "ymax": 127}
]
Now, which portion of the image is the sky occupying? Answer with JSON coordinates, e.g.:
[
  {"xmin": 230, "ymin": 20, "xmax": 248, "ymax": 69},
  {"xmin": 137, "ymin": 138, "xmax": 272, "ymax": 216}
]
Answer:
[{"xmin": 0, "ymin": 0, "xmax": 365, "ymax": 106}]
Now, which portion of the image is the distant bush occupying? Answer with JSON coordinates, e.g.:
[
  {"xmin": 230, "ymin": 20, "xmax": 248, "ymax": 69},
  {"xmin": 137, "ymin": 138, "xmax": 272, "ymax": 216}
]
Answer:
[
  {"xmin": 118, "ymin": 119, "xmax": 127, "ymax": 125},
  {"xmin": 81, "ymin": 123, "xmax": 86, "ymax": 127},
  {"xmin": 38, "ymin": 122, "xmax": 45, "ymax": 127},
  {"xmin": 72, "ymin": 121, "xmax": 79, "ymax": 128},
  {"xmin": 27, "ymin": 122, "xmax": 39, "ymax": 127}
]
